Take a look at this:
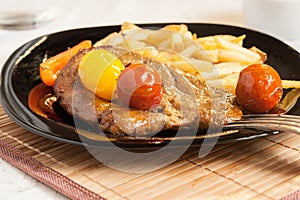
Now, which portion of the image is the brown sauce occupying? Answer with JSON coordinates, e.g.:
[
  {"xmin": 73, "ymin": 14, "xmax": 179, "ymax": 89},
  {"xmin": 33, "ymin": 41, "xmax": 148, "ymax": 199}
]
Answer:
[{"xmin": 28, "ymin": 83, "xmax": 62, "ymax": 121}]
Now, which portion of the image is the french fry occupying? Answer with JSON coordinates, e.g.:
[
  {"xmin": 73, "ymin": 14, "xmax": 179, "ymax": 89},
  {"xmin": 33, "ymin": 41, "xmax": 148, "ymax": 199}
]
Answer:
[
  {"xmin": 145, "ymin": 29, "xmax": 171, "ymax": 47},
  {"xmin": 170, "ymin": 32, "xmax": 185, "ymax": 52},
  {"xmin": 206, "ymin": 78, "xmax": 237, "ymax": 94},
  {"xmin": 94, "ymin": 32, "xmax": 120, "ymax": 46},
  {"xmin": 209, "ymin": 77, "xmax": 300, "ymax": 95},
  {"xmin": 205, "ymin": 49, "xmax": 219, "ymax": 63},
  {"xmin": 282, "ymin": 80, "xmax": 300, "ymax": 89},
  {"xmin": 215, "ymin": 62, "xmax": 247, "ymax": 77},
  {"xmin": 196, "ymin": 34, "xmax": 246, "ymax": 50},
  {"xmin": 184, "ymin": 58, "xmax": 214, "ymax": 73},
  {"xmin": 215, "ymin": 36, "xmax": 261, "ymax": 59},
  {"xmin": 179, "ymin": 45, "xmax": 198, "ymax": 57},
  {"xmin": 196, "ymin": 36, "xmax": 219, "ymax": 50},
  {"xmin": 131, "ymin": 47, "xmax": 159, "ymax": 58},
  {"xmin": 228, "ymin": 35, "xmax": 246, "ymax": 46},
  {"xmin": 218, "ymin": 49, "xmax": 261, "ymax": 65},
  {"xmin": 163, "ymin": 24, "xmax": 189, "ymax": 35},
  {"xmin": 122, "ymin": 39, "xmax": 146, "ymax": 50},
  {"xmin": 249, "ymin": 46, "xmax": 267, "ymax": 63},
  {"xmin": 91, "ymin": 22, "xmax": 300, "ymax": 101},
  {"xmin": 188, "ymin": 46, "xmax": 212, "ymax": 62},
  {"xmin": 123, "ymin": 29, "xmax": 152, "ymax": 41},
  {"xmin": 121, "ymin": 21, "xmax": 141, "ymax": 32},
  {"xmin": 94, "ymin": 32, "xmax": 125, "ymax": 47}
]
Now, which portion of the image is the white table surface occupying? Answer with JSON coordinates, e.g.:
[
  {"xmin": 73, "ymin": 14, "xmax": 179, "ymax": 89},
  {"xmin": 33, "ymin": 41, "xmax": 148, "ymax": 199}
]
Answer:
[{"xmin": 0, "ymin": 0, "xmax": 299, "ymax": 199}]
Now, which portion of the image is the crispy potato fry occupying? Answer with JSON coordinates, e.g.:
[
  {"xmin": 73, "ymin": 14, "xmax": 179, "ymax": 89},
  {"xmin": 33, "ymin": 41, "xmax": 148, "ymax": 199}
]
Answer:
[
  {"xmin": 186, "ymin": 46, "xmax": 211, "ymax": 62},
  {"xmin": 145, "ymin": 29, "xmax": 171, "ymax": 47},
  {"xmin": 206, "ymin": 78, "xmax": 237, "ymax": 94},
  {"xmin": 94, "ymin": 32, "xmax": 120, "ymax": 46},
  {"xmin": 282, "ymin": 80, "xmax": 300, "ymax": 89},
  {"xmin": 209, "ymin": 77, "xmax": 300, "ymax": 95},
  {"xmin": 94, "ymin": 22, "xmax": 300, "ymax": 95},
  {"xmin": 163, "ymin": 24, "xmax": 189, "ymax": 35},
  {"xmin": 249, "ymin": 46, "xmax": 267, "ymax": 63},
  {"xmin": 122, "ymin": 39, "xmax": 146, "ymax": 50},
  {"xmin": 196, "ymin": 34, "xmax": 246, "ymax": 50},
  {"xmin": 121, "ymin": 21, "xmax": 141, "ymax": 32},
  {"xmin": 148, "ymin": 50, "xmax": 182, "ymax": 62},
  {"xmin": 131, "ymin": 47, "xmax": 159, "ymax": 58},
  {"xmin": 184, "ymin": 58, "xmax": 214, "ymax": 73},
  {"xmin": 218, "ymin": 49, "xmax": 261, "ymax": 65},
  {"xmin": 179, "ymin": 45, "xmax": 198, "ymax": 58},
  {"xmin": 205, "ymin": 49, "xmax": 219, "ymax": 63},
  {"xmin": 196, "ymin": 36, "xmax": 218, "ymax": 50},
  {"xmin": 215, "ymin": 36, "xmax": 261, "ymax": 59},
  {"xmin": 170, "ymin": 32, "xmax": 185, "ymax": 51},
  {"xmin": 124, "ymin": 29, "xmax": 152, "ymax": 41},
  {"xmin": 229, "ymin": 35, "xmax": 246, "ymax": 46},
  {"xmin": 215, "ymin": 62, "xmax": 247, "ymax": 77}
]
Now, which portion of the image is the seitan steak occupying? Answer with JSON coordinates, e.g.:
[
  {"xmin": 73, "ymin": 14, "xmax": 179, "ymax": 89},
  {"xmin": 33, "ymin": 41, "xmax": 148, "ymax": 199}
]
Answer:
[{"xmin": 54, "ymin": 46, "xmax": 243, "ymax": 136}]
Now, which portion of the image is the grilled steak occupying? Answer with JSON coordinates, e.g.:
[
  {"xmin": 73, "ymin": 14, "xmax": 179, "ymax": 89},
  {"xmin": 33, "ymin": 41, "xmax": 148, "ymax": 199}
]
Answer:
[{"xmin": 54, "ymin": 46, "xmax": 243, "ymax": 136}]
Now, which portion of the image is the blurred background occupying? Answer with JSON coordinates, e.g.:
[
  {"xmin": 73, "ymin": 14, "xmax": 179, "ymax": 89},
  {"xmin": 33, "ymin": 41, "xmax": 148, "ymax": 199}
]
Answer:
[{"xmin": 0, "ymin": 0, "xmax": 244, "ymax": 65}]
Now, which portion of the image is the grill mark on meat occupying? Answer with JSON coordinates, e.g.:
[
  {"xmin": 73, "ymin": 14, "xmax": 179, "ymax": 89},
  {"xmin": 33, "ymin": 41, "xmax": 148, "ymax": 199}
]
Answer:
[{"xmin": 54, "ymin": 46, "xmax": 243, "ymax": 136}]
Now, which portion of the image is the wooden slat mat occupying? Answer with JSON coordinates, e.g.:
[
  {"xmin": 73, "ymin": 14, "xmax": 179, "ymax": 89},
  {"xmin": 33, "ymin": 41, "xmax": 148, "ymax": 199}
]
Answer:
[{"xmin": 0, "ymin": 104, "xmax": 300, "ymax": 200}]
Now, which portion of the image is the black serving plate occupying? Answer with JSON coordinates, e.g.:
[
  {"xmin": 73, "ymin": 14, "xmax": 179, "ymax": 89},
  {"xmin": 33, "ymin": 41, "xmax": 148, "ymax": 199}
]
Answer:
[{"xmin": 1, "ymin": 23, "xmax": 300, "ymax": 148}]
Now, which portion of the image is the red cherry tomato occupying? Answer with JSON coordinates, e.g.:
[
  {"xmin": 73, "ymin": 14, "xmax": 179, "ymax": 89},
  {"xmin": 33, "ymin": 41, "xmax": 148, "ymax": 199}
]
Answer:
[
  {"xmin": 117, "ymin": 64, "xmax": 163, "ymax": 110},
  {"xmin": 235, "ymin": 64, "xmax": 283, "ymax": 113}
]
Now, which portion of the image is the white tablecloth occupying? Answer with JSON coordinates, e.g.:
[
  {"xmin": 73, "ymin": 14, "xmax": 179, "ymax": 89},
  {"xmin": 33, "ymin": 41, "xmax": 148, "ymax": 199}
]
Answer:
[{"xmin": 0, "ymin": 0, "xmax": 299, "ymax": 199}]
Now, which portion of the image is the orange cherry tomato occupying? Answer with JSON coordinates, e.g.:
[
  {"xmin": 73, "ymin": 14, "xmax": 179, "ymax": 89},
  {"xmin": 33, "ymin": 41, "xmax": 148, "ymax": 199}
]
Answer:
[
  {"xmin": 235, "ymin": 64, "xmax": 283, "ymax": 113},
  {"xmin": 117, "ymin": 64, "xmax": 163, "ymax": 110},
  {"xmin": 40, "ymin": 40, "xmax": 92, "ymax": 86}
]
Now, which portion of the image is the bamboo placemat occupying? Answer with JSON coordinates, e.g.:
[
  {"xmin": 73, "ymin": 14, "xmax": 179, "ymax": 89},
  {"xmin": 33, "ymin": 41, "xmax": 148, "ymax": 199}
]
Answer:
[{"xmin": 0, "ymin": 104, "xmax": 300, "ymax": 200}]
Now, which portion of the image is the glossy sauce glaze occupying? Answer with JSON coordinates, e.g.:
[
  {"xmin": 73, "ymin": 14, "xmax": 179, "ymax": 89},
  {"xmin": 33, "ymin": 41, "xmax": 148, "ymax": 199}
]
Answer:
[
  {"xmin": 28, "ymin": 83, "xmax": 62, "ymax": 121},
  {"xmin": 29, "ymin": 78, "xmax": 287, "ymax": 129}
]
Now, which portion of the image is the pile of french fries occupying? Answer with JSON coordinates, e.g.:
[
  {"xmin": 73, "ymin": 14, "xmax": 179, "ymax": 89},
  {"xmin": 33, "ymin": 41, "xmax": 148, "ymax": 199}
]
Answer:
[{"xmin": 94, "ymin": 22, "xmax": 300, "ymax": 94}]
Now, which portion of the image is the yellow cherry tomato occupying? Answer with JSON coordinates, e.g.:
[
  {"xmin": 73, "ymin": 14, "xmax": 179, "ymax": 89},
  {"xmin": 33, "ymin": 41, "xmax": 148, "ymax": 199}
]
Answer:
[{"xmin": 78, "ymin": 49, "xmax": 124, "ymax": 101}]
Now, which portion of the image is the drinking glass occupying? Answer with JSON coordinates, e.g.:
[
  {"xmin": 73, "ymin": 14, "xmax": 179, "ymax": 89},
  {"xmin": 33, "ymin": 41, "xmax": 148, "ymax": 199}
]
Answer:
[{"xmin": 0, "ymin": 0, "xmax": 55, "ymax": 30}]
